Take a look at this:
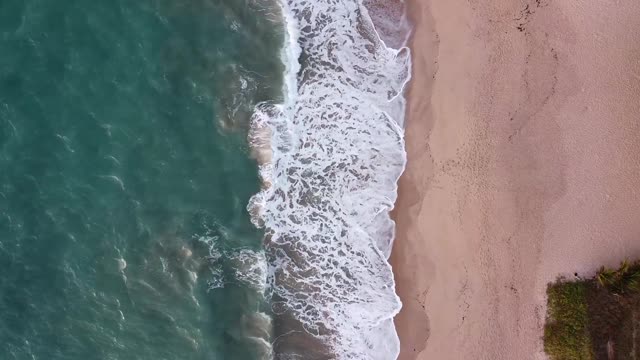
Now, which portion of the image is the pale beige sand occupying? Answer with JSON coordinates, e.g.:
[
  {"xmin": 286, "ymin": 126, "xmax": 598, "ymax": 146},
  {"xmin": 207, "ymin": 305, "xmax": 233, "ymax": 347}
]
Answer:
[{"xmin": 391, "ymin": 0, "xmax": 640, "ymax": 359}]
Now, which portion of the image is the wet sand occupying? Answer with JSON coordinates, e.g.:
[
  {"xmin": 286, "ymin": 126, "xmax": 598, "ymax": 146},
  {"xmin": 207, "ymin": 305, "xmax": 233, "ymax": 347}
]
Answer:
[{"xmin": 391, "ymin": 0, "xmax": 640, "ymax": 358}]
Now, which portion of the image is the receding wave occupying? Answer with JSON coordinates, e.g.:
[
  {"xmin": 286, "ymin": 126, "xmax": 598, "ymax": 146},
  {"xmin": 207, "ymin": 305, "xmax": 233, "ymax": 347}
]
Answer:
[{"xmin": 249, "ymin": 0, "xmax": 411, "ymax": 359}]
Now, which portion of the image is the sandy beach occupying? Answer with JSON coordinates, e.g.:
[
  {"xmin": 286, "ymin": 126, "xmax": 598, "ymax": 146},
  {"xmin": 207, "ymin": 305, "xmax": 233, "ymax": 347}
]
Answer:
[{"xmin": 391, "ymin": 0, "xmax": 640, "ymax": 358}]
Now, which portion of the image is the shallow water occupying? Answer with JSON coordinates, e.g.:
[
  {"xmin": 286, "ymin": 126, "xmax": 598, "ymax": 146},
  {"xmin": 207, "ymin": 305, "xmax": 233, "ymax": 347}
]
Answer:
[{"xmin": 0, "ymin": 1, "xmax": 284, "ymax": 359}]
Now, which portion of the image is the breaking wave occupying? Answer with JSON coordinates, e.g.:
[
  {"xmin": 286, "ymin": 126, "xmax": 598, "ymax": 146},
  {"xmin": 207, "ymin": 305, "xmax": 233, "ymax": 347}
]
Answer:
[
  {"xmin": 197, "ymin": 232, "xmax": 272, "ymax": 359},
  {"xmin": 249, "ymin": 0, "xmax": 411, "ymax": 358}
]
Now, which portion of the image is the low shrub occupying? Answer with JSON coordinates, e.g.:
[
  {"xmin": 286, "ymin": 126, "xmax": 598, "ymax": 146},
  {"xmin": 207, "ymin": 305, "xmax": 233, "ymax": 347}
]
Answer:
[{"xmin": 544, "ymin": 280, "xmax": 593, "ymax": 360}]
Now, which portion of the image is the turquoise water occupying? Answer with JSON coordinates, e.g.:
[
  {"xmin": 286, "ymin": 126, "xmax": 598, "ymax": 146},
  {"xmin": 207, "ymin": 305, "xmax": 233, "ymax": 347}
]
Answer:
[{"xmin": 0, "ymin": 1, "xmax": 284, "ymax": 359}]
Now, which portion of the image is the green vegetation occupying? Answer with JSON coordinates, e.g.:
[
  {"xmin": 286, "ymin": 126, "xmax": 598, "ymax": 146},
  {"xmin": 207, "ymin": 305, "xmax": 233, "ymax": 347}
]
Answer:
[
  {"xmin": 544, "ymin": 281, "xmax": 592, "ymax": 359},
  {"xmin": 544, "ymin": 260, "xmax": 640, "ymax": 360},
  {"xmin": 596, "ymin": 260, "xmax": 640, "ymax": 295}
]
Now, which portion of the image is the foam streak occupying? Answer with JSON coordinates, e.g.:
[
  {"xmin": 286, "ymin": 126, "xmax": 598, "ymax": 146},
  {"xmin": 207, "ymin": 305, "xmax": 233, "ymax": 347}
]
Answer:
[{"xmin": 249, "ymin": 1, "xmax": 411, "ymax": 358}]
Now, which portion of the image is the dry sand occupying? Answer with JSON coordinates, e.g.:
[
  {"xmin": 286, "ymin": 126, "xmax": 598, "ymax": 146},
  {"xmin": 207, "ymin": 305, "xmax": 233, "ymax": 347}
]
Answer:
[{"xmin": 391, "ymin": 0, "xmax": 640, "ymax": 359}]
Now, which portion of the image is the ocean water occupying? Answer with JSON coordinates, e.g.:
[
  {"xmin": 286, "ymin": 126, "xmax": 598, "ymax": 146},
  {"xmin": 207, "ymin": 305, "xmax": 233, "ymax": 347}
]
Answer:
[
  {"xmin": 0, "ymin": 0, "xmax": 411, "ymax": 359},
  {"xmin": 0, "ymin": 1, "xmax": 284, "ymax": 359}
]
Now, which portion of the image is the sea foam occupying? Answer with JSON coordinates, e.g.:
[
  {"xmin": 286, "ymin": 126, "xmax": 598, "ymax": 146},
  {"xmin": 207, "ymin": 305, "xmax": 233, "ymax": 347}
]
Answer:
[{"xmin": 249, "ymin": 0, "xmax": 411, "ymax": 358}]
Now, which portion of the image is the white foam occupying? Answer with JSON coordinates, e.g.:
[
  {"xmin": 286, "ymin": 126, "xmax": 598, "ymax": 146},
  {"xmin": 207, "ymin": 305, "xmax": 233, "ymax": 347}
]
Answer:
[
  {"xmin": 197, "ymin": 234, "xmax": 268, "ymax": 293},
  {"xmin": 229, "ymin": 248, "xmax": 269, "ymax": 293},
  {"xmin": 248, "ymin": 0, "xmax": 410, "ymax": 359}
]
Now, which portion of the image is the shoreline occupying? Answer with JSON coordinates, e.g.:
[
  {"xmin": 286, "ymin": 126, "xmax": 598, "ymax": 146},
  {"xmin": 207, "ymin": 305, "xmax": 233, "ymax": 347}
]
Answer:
[
  {"xmin": 389, "ymin": 0, "xmax": 437, "ymax": 356},
  {"xmin": 391, "ymin": 0, "xmax": 640, "ymax": 359}
]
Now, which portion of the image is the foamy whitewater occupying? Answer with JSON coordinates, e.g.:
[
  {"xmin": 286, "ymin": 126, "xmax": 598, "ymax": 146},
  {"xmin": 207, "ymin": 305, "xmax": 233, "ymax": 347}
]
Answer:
[{"xmin": 249, "ymin": 0, "xmax": 411, "ymax": 359}]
